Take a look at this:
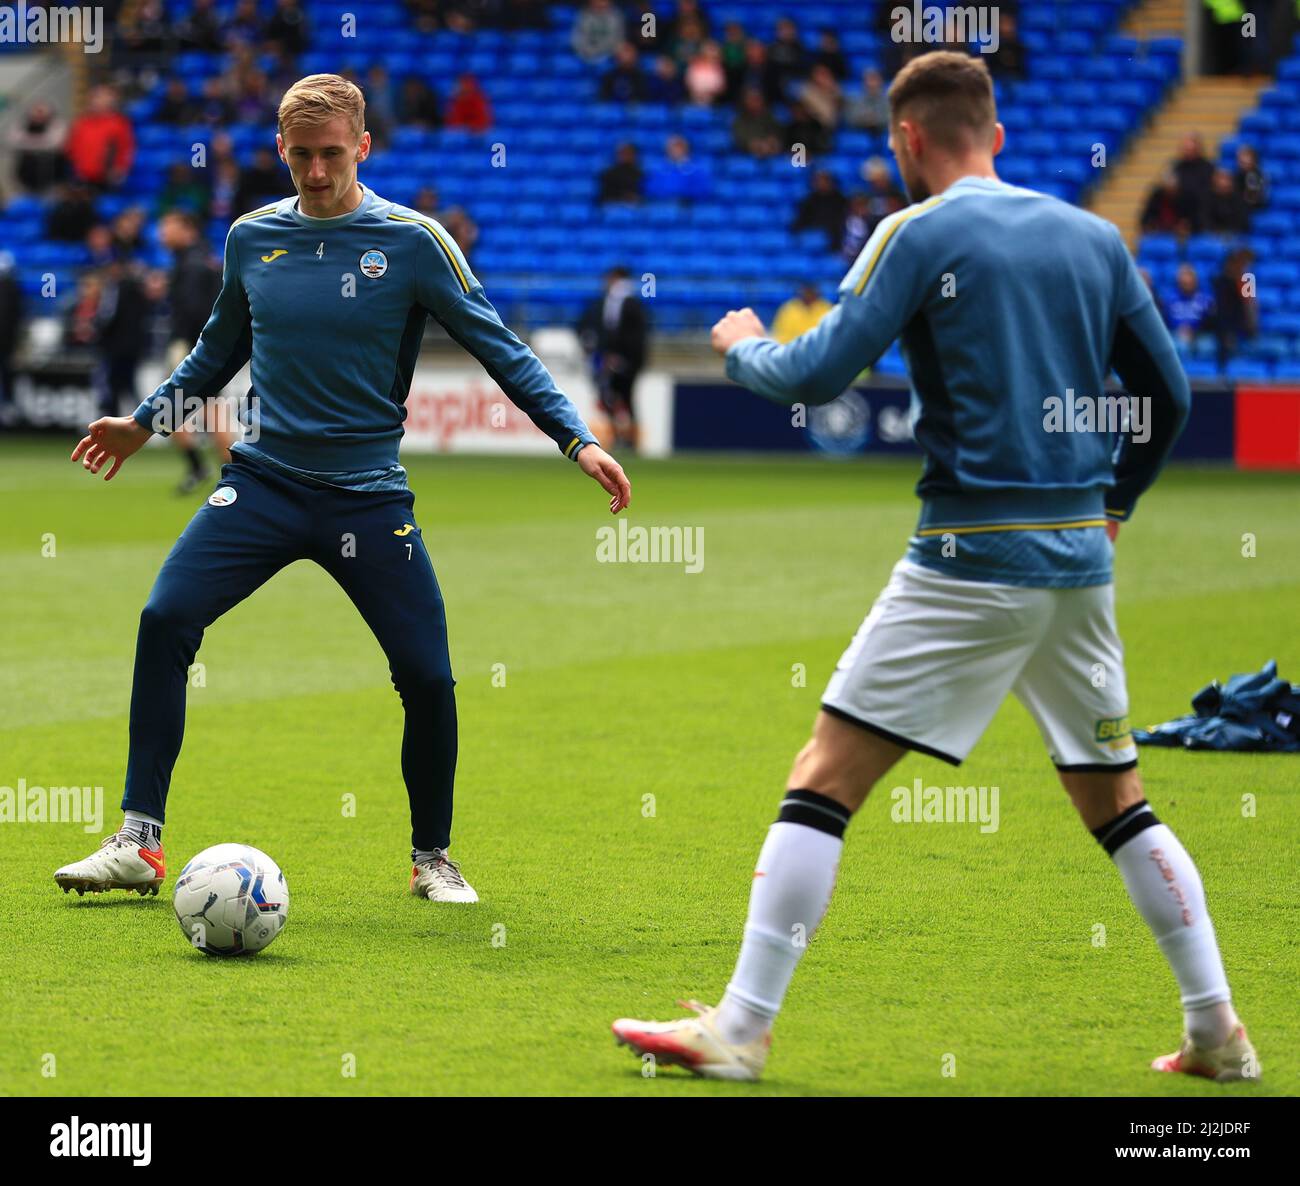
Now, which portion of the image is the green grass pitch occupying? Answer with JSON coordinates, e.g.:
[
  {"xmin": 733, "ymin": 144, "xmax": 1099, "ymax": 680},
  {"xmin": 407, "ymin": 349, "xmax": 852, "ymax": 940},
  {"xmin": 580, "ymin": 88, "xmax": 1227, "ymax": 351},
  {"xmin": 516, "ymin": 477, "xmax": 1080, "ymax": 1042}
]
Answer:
[{"xmin": 1, "ymin": 438, "xmax": 1296, "ymax": 1096}]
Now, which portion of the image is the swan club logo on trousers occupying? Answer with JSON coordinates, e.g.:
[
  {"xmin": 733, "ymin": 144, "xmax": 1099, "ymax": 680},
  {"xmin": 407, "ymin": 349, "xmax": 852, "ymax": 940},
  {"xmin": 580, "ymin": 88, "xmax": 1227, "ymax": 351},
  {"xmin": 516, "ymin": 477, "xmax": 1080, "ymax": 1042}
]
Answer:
[
  {"xmin": 208, "ymin": 486, "xmax": 238, "ymax": 507},
  {"xmin": 360, "ymin": 249, "xmax": 388, "ymax": 278}
]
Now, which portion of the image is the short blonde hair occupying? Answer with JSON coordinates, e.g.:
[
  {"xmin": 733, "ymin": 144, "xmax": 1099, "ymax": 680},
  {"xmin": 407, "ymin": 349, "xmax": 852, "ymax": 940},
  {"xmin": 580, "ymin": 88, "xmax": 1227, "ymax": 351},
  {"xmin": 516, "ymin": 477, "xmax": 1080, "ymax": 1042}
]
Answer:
[{"xmin": 278, "ymin": 73, "xmax": 365, "ymax": 141}]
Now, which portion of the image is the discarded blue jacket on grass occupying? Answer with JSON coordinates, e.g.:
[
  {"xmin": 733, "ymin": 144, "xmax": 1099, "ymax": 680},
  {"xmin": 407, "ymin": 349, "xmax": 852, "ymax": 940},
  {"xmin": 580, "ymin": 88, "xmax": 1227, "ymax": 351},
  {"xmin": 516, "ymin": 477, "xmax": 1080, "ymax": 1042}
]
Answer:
[{"xmin": 1134, "ymin": 660, "xmax": 1300, "ymax": 752}]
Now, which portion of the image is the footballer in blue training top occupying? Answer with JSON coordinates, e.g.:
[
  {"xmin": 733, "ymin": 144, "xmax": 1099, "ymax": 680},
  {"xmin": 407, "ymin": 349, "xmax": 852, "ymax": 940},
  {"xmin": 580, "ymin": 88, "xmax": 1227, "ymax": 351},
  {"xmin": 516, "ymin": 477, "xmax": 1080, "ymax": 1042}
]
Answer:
[
  {"xmin": 58, "ymin": 74, "xmax": 631, "ymax": 905},
  {"xmin": 612, "ymin": 51, "xmax": 1258, "ymax": 1086}
]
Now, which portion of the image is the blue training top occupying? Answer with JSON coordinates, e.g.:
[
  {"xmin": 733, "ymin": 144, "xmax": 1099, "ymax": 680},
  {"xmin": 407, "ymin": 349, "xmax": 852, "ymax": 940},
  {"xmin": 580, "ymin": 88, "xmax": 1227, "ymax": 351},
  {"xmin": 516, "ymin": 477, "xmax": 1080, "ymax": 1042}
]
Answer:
[
  {"xmin": 134, "ymin": 183, "xmax": 597, "ymax": 492},
  {"xmin": 725, "ymin": 176, "xmax": 1191, "ymax": 588}
]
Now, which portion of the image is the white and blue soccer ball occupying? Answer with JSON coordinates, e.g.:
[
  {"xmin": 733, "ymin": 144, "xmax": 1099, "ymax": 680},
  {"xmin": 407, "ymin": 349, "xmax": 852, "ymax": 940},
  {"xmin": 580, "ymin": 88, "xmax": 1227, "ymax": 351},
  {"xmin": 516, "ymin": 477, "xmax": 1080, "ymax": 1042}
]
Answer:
[{"xmin": 173, "ymin": 843, "xmax": 289, "ymax": 957}]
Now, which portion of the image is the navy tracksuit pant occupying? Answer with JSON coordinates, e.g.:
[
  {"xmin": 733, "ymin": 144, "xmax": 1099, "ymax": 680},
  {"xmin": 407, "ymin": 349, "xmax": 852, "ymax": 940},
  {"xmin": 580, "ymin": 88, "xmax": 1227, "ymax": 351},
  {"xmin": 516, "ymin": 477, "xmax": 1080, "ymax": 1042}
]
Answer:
[{"xmin": 122, "ymin": 454, "xmax": 457, "ymax": 851}]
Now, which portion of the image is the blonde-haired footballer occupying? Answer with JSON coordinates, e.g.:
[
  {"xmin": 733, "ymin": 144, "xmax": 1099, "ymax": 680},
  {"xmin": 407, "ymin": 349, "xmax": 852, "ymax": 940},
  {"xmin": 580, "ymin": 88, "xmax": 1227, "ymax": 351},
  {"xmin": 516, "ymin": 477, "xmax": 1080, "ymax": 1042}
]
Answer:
[
  {"xmin": 58, "ymin": 74, "xmax": 630, "ymax": 906},
  {"xmin": 612, "ymin": 52, "xmax": 1257, "ymax": 1084}
]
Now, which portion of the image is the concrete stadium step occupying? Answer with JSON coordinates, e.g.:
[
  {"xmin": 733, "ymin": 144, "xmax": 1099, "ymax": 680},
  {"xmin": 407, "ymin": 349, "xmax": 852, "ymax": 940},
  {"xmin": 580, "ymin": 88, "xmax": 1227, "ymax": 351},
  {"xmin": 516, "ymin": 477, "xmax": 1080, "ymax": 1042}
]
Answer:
[{"xmin": 1123, "ymin": 0, "xmax": 1187, "ymax": 38}]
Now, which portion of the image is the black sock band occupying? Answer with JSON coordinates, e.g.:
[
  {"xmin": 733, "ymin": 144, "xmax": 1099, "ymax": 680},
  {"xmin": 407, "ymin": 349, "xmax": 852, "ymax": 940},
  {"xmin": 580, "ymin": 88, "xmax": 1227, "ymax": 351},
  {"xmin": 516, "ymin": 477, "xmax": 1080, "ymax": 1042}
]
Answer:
[
  {"xmin": 776, "ymin": 789, "xmax": 851, "ymax": 838},
  {"xmin": 1091, "ymin": 799, "xmax": 1161, "ymax": 856}
]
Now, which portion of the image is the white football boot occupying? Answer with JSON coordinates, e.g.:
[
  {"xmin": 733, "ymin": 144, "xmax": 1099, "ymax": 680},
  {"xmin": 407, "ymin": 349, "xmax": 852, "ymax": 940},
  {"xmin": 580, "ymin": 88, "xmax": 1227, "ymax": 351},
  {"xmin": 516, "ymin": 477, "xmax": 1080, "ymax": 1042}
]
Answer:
[
  {"xmin": 410, "ymin": 850, "xmax": 478, "ymax": 903},
  {"xmin": 1152, "ymin": 1024, "xmax": 1261, "ymax": 1082},
  {"xmin": 612, "ymin": 1000, "xmax": 771, "ymax": 1080},
  {"xmin": 54, "ymin": 831, "xmax": 166, "ymax": 896}
]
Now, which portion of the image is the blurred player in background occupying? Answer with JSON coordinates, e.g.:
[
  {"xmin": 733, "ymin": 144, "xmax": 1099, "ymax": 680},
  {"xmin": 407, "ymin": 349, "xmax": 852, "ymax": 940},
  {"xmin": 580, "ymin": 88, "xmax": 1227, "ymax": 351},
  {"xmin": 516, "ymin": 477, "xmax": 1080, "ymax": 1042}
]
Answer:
[
  {"xmin": 579, "ymin": 265, "xmax": 648, "ymax": 451},
  {"xmin": 157, "ymin": 209, "xmax": 238, "ymax": 493},
  {"xmin": 54, "ymin": 74, "xmax": 630, "ymax": 907},
  {"xmin": 613, "ymin": 51, "xmax": 1257, "ymax": 1085}
]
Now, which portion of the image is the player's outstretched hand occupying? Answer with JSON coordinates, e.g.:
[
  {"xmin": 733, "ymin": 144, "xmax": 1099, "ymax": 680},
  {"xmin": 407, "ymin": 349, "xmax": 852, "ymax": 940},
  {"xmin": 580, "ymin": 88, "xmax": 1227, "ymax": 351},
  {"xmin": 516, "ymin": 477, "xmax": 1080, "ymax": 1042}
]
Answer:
[
  {"xmin": 1107, "ymin": 520, "xmax": 1120, "ymax": 543},
  {"xmin": 576, "ymin": 443, "xmax": 631, "ymax": 514},
  {"xmin": 711, "ymin": 307, "xmax": 767, "ymax": 355},
  {"xmin": 71, "ymin": 415, "xmax": 152, "ymax": 481}
]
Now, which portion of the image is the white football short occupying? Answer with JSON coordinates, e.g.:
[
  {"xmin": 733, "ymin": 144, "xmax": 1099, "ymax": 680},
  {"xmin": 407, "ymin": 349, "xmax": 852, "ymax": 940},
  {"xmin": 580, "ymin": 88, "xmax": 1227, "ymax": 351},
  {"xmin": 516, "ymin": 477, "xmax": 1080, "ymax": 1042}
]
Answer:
[{"xmin": 822, "ymin": 558, "xmax": 1137, "ymax": 769}]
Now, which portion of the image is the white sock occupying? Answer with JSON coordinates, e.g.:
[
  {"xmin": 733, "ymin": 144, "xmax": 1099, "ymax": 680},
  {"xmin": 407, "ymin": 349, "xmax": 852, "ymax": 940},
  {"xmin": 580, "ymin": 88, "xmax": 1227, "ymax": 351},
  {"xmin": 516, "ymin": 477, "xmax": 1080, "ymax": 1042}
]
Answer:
[
  {"xmin": 716, "ymin": 806, "xmax": 846, "ymax": 1045},
  {"xmin": 1103, "ymin": 808, "xmax": 1235, "ymax": 1045},
  {"xmin": 121, "ymin": 810, "xmax": 163, "ymax": 848}
]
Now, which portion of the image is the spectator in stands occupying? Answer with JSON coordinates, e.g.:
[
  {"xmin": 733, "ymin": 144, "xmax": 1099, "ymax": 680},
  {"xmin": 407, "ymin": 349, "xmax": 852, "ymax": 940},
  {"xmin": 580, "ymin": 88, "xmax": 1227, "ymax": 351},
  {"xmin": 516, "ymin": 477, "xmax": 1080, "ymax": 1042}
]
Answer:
[
  {"xmin": 236, "ymin": 147, "xmax": 285, "ymax": 213},
  {"xmin": 210, "ymin": 130, "xmax": 239, "ymax": 174},
  {"xmin": 224, "ymin": 0, "xmax": 265, "ymax": 48},
  {"xmin": 118, "ymin": 0, "xmax": 172, "ymax": 70},
  {"xmin": 158, "ymin": 208, "xmax": 231, "ymax": 492},
  {"xmin": 92, "ymin": 256, "xmax": 156, "ymax": 416},
  {"xmin": 771, "ymin": 283, "xmax": 832, "ymax": 343},
  {"xmin": 1234, "ymin": 144, "xmax": 1268, "ymax": 212},
  {"xmin": 845, "ymin": 68, "xmax": 889, "ymax": 132},
  {"xmin": 667, "ymin": 0, "xmax": 711, "ymax": 41},
  {"xmin": 265, "ymin": 0, "xmax": 310, "ymax": 56},
  {"xmin": 732, "ymin": 88, "xmax": 783, "ymax": 158},
  {"xmin": 685, "ymin": 40, "xmax": 728, "ymax": 106},
  {"xmin": 446, "ymin": 74, "xmax": 493, "ymax": 133},
  {"xmin": 442, "ymin": 206, "xmax": 479, "ymax": 258},
  {"xmin": 862, "ymin": 156, "xmax": 906, "ymax": 230},
  {"xmin": 578, "ymin": 265, "xmax": 649, "ymax": 451},
  {"xmin": 988, "ymin": 11, "xmax": 1025, "ymax": 78},
  {"xmin": 733, "ymin": 38, "xmax": 780, "ymax": 106},
  {"xmin": 572, "ymin": 0, "xmax": 625, "ymax": 64},
  {"xmin": 1173, "ymin": 133, "xmax": 1215, "ymax": 228},
  {"xmin": 792, "ymin": 168, "xmax": 848, "ymax": 249},
  {"xmin": 157, "ymin": 161, "xmax": 211, "ymax": 219},
  {"xmin": 720, "ymin": 21, "xmax": 750, "ymax": 99},
  {"xmin": 645, "ymin": 134, "xmax": 712, "ymax": 202},
  {"xmin": 365, "ymin": 65, "xmax": 397, "ymax": 149},
  {"xmin": 1205, "ymin": 167, "xmax": 1249, "ymax": 234},
  {"xmin": 785, "ymin": 99, "xmax": 829, "ymax": 157},
  {"xmin": 9, "ymin": 101, "xmax": 68, "ymax": 194},
  {"xmin": 234, "ymin": 67, "xmax": 276, "ymax": 124},
  {"xmin": 799, "ymin": 63, "xmax": 843, "ymax": 131},
  {"xmin": 670, "ymin": 14, "xmax": 709, "ymax": 67},
  {"xmin": 1140, "ymin": 169, "xmax": 1195, "ymax": 237},
  {"xmin": 178, "ymin": 0, "xmax": 223, "ymax": 51},
  {"xmin": 766, "ymin": 16, "xmax": 808, "ymax": 101},
  {"xmin": 397, "ymin": 77, "xmax": 442, "ymax": 128},
  {"xmin": 0, "ymin": 253, "xmax": 20, "ymax": 429},
  {"xmin": 46, "ymin": 182, "xmax": 98, "ymax": 242},
  {"xmin": 598, "ymin": 142, "xmax": 644, "ymax": 203},
  {"xmin": 66, "ymin": 85, "xmax": 135, "ymax": 191},
  {"xmin": 209, "ymin": 158, "xmax": 243, "ymax": 221},
  {"xmin": 839, "ymin": 192, "xmax": 874, "ymax": 262},
  {"xmin": 811, "ymin": 30, "xmax": 849, "ymax": 81},
  {"xmin": 111, "ymin": 207, "xmax": 148, "ymax": 260},
  {"xmin": 65, "ymin": 271, "xmax": 104, "ymax": 350},
  {"xmin": 602, "ymin": 41, "xmax": 649, "ymax": 102},
  {"xmin": 1164, "ymin": 263, "xmax": 1214, "ymax": 348},
  {"xmin": 645, "ymin": 55, "xmax": 685, "ymax": 104},
  {"xmin": 1209, "ymin": 247, "xmax": 1258, "ymax": 368},
  {"xmin": 86, "ymin": 223, "xmax": 116, "ymax": 268},
  {"xmin": 198, "ymin": 75, "xmax": 236, "ymax": 127},
  {"xmin": 413, "ymin": 186, "xmax": 441, "ymax": 219},
  {"xmin": 158, "ymin": 79, "xmax": 200, "ymax": 126}
]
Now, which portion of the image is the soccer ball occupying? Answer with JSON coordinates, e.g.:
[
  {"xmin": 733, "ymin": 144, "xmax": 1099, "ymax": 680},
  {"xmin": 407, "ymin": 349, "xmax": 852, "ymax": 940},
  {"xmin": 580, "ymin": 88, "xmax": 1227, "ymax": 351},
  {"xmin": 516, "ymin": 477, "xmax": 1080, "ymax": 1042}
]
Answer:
[{"xmin": 173, "ymin": 843, "xmax": 289, "ymax": 956}]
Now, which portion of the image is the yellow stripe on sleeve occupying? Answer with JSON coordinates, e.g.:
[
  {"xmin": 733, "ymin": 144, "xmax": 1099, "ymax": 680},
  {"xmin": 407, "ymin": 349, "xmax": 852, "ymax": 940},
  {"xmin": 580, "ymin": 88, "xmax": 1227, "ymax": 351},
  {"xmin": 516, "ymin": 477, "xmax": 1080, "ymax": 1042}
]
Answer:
[
  {"xmin": 387, "ymin": 213, "xmax": 470, "ymax": 294},
  {"xmin": 852, "ymin": 196, "xmax": 945, "ymax": 296}
]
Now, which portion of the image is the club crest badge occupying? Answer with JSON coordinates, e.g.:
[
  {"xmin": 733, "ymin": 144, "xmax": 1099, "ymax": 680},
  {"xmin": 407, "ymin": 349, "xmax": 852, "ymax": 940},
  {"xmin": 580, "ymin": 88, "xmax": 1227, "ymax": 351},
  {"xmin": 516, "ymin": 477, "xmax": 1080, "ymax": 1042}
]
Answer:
[
  {"xmin": 360, "ymin": 249, "xmax": 388, "ymax": 278},
  {"xmin": 208, "ymin": 486, "xmax": 238, "ymax": 507}
]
